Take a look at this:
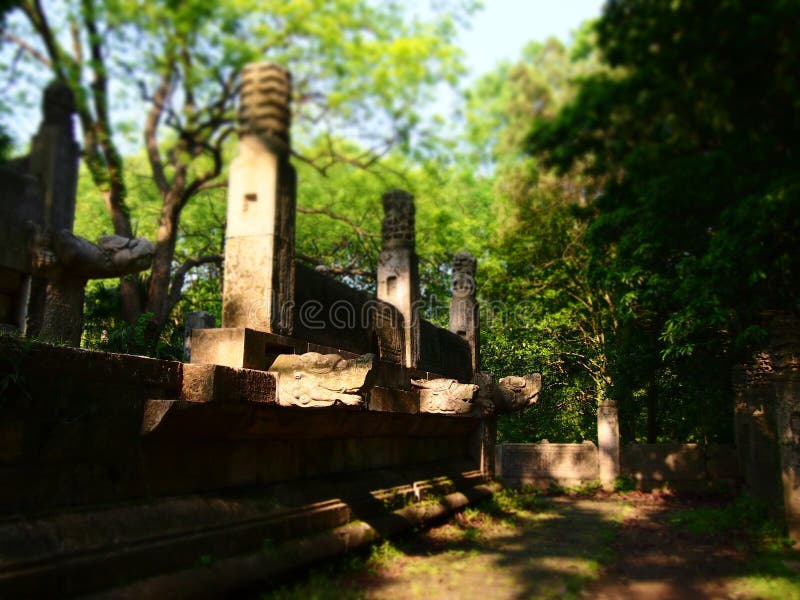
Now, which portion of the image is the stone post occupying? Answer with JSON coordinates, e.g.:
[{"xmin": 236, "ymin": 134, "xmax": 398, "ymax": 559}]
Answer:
[
  {"xmin": 25, "ymin": 80, "xmax": 80, "ymax": 339},
  {"xmin": 377, "ymin": 190, "xmax": 419, "ymax": 368},
  {"xmin": 449, "ymin": 252, "xmax": 479, "ymax": 373},
  {"xmin": 183, "ymin": 311, "xmax": 216, "ymax": 362},
  {"xmin": 222, "ymin": 62, "xmax": 296, "ymax": 334},
  {"xmin": 597, "ymin": 400, "xmax": 620, "ymax": 488}
]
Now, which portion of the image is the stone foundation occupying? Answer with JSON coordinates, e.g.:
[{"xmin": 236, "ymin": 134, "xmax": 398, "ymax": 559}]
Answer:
[{"xmin": 0, "ymin": 335, "xmax": 491, "ymax": 596}]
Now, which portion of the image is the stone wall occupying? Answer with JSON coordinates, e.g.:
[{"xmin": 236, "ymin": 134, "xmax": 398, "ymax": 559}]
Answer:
[
  {"xmin": 496, "ymin": 442, "xmax": 738, "ymax": 490},
  {"xmin": 621, "ymin": 443, "xmax": 739, "ymax": 490},
  {"xmin": 496, "ymin": 442, "xmax": 598, "ymax": 488},
  {"xmin": 0, "ymin": 335, "xmax": 483, "ymax": 513},
  {"xmin": 418, "ymin": 319, "xmax": 473, "ymax": 382}
]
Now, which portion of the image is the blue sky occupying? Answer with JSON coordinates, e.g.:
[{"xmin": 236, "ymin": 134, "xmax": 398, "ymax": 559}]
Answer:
[{"xmin": 459, "ymin": 0, "xmax": 605, "ymax": 78}]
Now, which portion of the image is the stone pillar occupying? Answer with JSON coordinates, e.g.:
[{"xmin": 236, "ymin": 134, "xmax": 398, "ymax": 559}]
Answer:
[
  {"xmin": 222, "ymin": 62, "xmax": 296, "ymax": 334},
  {"xmin": 470, "ymin": 417, "xmax": 497, "ymax": 480},
  {"xmin": 774, "ymin": 373, "xmax": 800, "ymax": 546},
  {"xmin": 183, "ymin": 311, "xmax": 216, "ymax": 362},
  {"xmin": 26, "ymin": 80, "xmax": 80, "ymax": 339},
  {"xmin": 449, "ymin": 252, "xmax": 479, "ymax": 373},
  {"xmin": 597, "ymin": 401, "xmax": 620, "ymax": 488},
  {"xmin": 377, "ymin": 190, "xmax": 419, "ymax": 368}
]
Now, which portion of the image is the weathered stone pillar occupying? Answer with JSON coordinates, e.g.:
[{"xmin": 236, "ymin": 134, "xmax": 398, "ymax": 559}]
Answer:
[
  {"xmin": 774, "ymin": 373, "xmax": 800, "ymax": 546},
  {"xmin": 183, "ymin": 311, "xmax": 216, "ymax": 361},
  {"xmin": 734, "ymin": 312, "xmax": 800, "ymax": 543},
  {"xmin": 222, "ymin": 62, "xmax": 296, "ymax": 334},
  {"xmin": 25, "ymin": 80, "xmax": 80, "ymax": 339},
  {"xmin": 470, "ymin": 417, "xmax": 497, "ymax": 480},
  {"xmin": 597, "ymin": 400, "xmax": 620, "ymax": 488},
  {"xmin": 449, "ymin": 252, "xmax": 479, "ymax": 373},
  {"xmin": 377, "ymin": 190, "xmax": 419, "ymax": 368}
]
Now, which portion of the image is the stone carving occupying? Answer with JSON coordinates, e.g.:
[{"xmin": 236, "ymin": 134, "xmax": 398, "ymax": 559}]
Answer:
[
  {"xmin": 475, "ymin": 372, "xmax": 541, "ymax": 415},
  {"xmin": 451, "ymin": 252, "xmax": 476, "ymax": 297},
  {"xmin": 377, "ymin": 189, "xmax": 420, "ymax": 368},
  {"xmin": 29, "ymin": 227, "xmax": 154, "ymax": 346},
  {"xmin": 450, "ymin": 251, "xmax": 479, "ymax": 373},
  {"xmin": 32, "ymin": 229, "xmax": 154, "ymax": 280},
  {"xmin": 239, "ymin": 62, "xmax": 292, "ymax": 153},
  {"xmin": 381, "ymin": 190, "xmax": 415, "ymax": 250},
  {"xmin": 412, "ymin": 378, "xmax": 479, "ymax": 415},
  {"xmin": 269, "ymin": 352, "xmax": 375, "ymax": 407}
]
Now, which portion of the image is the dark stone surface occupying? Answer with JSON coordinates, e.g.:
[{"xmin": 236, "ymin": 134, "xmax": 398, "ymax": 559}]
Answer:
[
  {"xmin": 418, "ymin": 319, "xmax": 472, "ymax": 381},
  {"xmin": 293, "ymin": 264, "xmax": 407, "ymax": 361}
]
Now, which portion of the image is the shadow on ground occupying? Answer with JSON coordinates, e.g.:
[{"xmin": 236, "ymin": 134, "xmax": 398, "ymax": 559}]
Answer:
[{"xmin": 246, "ymin": 491, "xmax": 800, "ymax": 600}]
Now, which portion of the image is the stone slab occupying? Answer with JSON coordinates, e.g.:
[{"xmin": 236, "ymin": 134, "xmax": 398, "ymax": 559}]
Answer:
[
  {"xmin": 181, "ymin": 363, "xmax": 276, "ymax": 404},
  {"xmin": 497, "ymin": 442, "xmax": 599, "ymax": 486}
]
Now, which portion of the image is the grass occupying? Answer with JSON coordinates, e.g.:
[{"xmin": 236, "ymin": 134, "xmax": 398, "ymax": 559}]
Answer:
[
  {"xmin": 258, "ymin": 486, "xmax": 625, "ymax": 600},
  {"xmin": 667, "ymin": 494, "xmax": 800, "ymax": 600}
]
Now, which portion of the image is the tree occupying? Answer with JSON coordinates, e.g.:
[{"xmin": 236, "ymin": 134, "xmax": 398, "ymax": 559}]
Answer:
[
  {"xmin": 4, "ymin": 0, "xmax": 476, "ymax": 343},
  {"xmin": 460, "ymin": 32, "xmax": 616, "ymax": 443},
  {"xmin": 0, "ymin": 0, "xmax": 21, "ymax": 159},
  {"xmin": 529, "ymin": 0, "xmax": 800, "ymax": 442}
]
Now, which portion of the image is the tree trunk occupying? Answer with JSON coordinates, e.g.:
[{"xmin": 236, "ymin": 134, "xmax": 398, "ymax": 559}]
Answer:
[
  {"xmin": 646, "ymin": 373, "xmax": 659, "ymax": 443},
  {"xmin": 145, "ymin": 195, "xmax": 181, "ymax": 332}
]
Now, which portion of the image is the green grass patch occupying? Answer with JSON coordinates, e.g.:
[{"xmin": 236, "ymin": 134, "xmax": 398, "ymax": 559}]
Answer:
[
  {"xmin": 668, "ymin": 494, "xmax": 785, "ymax": 542},
  {"xmin": 668, "ymin": 494, "xmax": 800, "ymax": 599}
]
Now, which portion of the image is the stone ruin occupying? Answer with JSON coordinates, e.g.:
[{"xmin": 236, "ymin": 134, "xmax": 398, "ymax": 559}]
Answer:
[
  {"xmin": 733, "ymin": 311, "xmax": 800, "ymax": 546},
  {"xmin": 0, "ymin": 80, "xmax": 154, "ymax": 346},
  {"xmin": 0, "ymin": 63, "xmax": 541, "ymax": 597}
]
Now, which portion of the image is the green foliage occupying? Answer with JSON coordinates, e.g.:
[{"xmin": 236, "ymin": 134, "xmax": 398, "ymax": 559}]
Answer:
[
  {"xmin": 82, "ymin": 279, "xmax": 184, "ymax": 359},
  {"xmin": 613, "ymin": 474, "xmax": 636, "ymax": 493},
  {"xmin": 468, "ymin": 35, "xmax": 612, "ymax": 443},
  {"xmin": 669, "ymin": 495, "xmax": 778, "ymax": 539},
  {"xmin": 7, "ymin": 0, "xmax": 479, "ymax": 346},
  {"xmin": 526, "ymin": 0, "xmax": 800, "ymax": 442}
]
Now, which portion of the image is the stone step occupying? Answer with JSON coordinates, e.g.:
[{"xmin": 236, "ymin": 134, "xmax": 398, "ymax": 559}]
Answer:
[{"xmin": 0, "ymin": 461, "xmax": 486, "ymax": 598}]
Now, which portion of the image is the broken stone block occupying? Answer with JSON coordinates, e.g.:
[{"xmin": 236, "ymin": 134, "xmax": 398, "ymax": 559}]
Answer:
[
  {"xmin": 412, "ymin": 378, "xmax": 479, "ymax": 415},
  {"xmin": 268, "ymin": 352, "xmax": 375, "ymax": 408}
]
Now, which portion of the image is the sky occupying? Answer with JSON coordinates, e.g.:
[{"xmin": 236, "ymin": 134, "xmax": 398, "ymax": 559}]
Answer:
[{"xmin": 459, "ymin": 0, "xmax": 605, "ymax": 79}]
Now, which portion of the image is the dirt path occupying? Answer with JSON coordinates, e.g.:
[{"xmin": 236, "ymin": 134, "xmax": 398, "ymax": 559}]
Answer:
[
  {"xmin": 588, "ymin": 494, "xmax": 747, "ymax": 599},
  {"xmin": 260, "ymin": 492, "xmax": 800, "ymax": 600}
]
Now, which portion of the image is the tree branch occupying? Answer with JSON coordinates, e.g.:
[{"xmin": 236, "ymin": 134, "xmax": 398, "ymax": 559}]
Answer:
[
  {"xmin": 142, "ymin": 70, "xmax": 173, "ymax": 195},
  {"xmin": 295, "ymin": 253, "xmax": 375, "ymax": 279},
  {"xmin": 1, "ymin": 31, "xmax": 51, "ymax": 67},
  {"xmin": 166, "ymin": 253, "xmax": 224, "ymax": 314},
  {"xmin": 296, "ymin": 206, "xmax": 378, "ymax": 239}
]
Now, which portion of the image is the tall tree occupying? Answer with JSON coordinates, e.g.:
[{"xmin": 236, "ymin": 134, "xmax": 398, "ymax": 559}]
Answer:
[
  {"xmin": 529, "ymin": 0, "xmax": 800, "ymax": 441},
  {"xmin": 461, "ymin": 32, "xmax": 616, "ymax": 442},
  {"xmin": 4, "ymin": 0, "xmax": 475, "ymax": 340}
]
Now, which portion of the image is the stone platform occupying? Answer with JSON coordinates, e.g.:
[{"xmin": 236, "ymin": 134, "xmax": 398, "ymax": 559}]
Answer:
[{"xmin": 0, "ymin": 335, "xmax": 492, "ymax": 597}]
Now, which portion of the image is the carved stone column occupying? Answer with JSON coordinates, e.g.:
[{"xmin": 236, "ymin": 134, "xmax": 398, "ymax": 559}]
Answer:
[
  {"xmin": 25, "ymin": 80, "xmax": 80, "ymax": 338},
  {"xmin": 222, "ymin": 62, "xmax": 296, "ymax": 334},
  {"xmin": 598, "ymin": 400, "xmax": 620, "ymax": 488},
  {"xmin": 449, "ymin": 252, "xmax": 479, "ymax": 373},
  {"xmin": 377, "ymin": 190, "xmax": 419, "ymax": 368}
]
